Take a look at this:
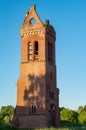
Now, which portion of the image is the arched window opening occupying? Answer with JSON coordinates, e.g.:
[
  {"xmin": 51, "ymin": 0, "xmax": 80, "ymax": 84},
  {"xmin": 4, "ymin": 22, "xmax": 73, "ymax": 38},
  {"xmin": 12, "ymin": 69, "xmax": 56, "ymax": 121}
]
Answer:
[
  {"xmin": 34, "ymin": 41, "xmax": 38, "ymax": 60},
  {"xmin": 28, "ymin": 42, "xmax": 32, "ymax": 60}
]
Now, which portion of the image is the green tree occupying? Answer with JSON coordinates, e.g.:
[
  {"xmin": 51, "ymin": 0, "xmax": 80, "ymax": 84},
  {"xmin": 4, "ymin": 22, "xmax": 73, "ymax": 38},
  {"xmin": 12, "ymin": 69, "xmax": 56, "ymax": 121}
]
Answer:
[
  {"xmin": 0, "ymin": 105, "xmax": 14, "ymax": 124},
  {"xmin": 77, "ymin": 106, "xmax": 83, "ymax": 113},
  {"xmin": 83, "ymin": 105, "xmax": 86, "ymax": 111},
  {"xmin": 0, "ymin": 113, "xmax": 3, "ymax": 124},
  {"xmin": 78, "ymin": 105, "xmax": 86, "ymax": 123},
  {"xmin": 60, "ymin": 107, "xmax": 78, "ymax": 123}
]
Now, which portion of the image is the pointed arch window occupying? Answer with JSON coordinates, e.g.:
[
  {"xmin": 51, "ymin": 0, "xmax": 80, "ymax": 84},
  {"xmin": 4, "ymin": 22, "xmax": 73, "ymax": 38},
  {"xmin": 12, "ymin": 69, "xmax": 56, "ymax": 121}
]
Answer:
[
  {"xmin": 34, "ymin": 41, "xmax": 38, "ymax": 60},
  {"xmin": 28, "ymin": 42, "xmax": 32, "ymax": 60}
]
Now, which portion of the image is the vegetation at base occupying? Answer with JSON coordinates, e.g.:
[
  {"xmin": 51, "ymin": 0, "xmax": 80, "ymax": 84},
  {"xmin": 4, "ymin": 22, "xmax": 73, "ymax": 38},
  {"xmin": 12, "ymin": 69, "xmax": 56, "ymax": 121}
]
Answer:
[
  {"xmin": 0, "ymin": 123, "xmax": 86, "ymax": 130},
  {"xmin": 0, "ymin": 105, "xmax": 86, "ymax": 129}
]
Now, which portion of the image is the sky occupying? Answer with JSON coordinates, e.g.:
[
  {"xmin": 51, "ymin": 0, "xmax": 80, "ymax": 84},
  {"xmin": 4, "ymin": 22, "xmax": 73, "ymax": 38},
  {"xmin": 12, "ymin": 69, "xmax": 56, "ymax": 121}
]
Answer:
[{"xmin": 0, "ymin": 0, "xmax": 86, "ymax": 110}]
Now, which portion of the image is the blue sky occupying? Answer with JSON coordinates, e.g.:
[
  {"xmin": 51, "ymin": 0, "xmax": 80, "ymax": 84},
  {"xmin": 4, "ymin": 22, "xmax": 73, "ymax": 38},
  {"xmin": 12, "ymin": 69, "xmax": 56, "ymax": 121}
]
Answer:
[{"xmin": 0, "ymin": 0, "xmax": 86, "ymax": 110}]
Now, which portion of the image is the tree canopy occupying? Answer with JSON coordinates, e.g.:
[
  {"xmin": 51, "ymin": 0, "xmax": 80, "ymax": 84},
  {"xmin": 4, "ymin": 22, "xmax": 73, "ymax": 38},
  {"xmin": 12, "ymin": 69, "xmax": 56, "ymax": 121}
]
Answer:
[
  {"xmin": 60, "ymin": 108, "xmax": 78, "ymax": 123},
  {"xmin": 78, "ymin": 106, "xmax": 86, "ymax": 123},
  {"xmin": 60, "ymin": 105, "xmax": 86, "ymax": 124},
  {"xmin": 0, "ymin": 105, "xmax": 14, "ymax": 124}
]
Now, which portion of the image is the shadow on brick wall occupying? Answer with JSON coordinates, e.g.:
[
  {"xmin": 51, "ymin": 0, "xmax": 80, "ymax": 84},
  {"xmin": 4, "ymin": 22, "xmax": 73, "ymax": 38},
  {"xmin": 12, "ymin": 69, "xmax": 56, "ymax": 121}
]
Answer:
[{"xmin": 23, "ymin": 74, "xmax": 46, "ymax": 113}]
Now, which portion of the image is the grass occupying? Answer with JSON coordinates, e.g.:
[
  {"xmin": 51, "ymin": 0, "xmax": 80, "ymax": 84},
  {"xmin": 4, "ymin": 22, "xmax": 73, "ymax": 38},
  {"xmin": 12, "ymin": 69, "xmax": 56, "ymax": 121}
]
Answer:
[{"xmin": 0, "ymin": 123, "xmax": 86, "ymax": 130}]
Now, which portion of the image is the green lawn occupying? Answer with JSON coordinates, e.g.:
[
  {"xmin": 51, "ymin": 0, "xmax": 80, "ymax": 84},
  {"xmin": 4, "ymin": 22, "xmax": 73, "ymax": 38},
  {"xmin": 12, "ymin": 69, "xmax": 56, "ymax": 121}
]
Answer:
[{"xmin": 0, "ymin": 123, "xmax": 86, "ymax": 130}]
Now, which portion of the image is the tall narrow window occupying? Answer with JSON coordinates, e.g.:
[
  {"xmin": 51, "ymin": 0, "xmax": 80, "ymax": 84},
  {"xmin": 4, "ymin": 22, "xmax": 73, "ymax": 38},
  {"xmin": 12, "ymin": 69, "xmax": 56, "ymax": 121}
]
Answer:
[
  {"xmin": 50, "ymin": 43, "xmax": 52, "ymax": 63},
  {"xmin": 48, "ymin": 42, "xmax": 50, "ymax": 61},
  {"xmin": 48, "ymin": 42, "xmax": 53, "ymax": 63},
  {"xmin": 28, "ymin": 42, "xmax": 32, "ymax": 60},
  {"xmin": 34, "ymin": 41, "xmax": 38, "ymax": 60}
]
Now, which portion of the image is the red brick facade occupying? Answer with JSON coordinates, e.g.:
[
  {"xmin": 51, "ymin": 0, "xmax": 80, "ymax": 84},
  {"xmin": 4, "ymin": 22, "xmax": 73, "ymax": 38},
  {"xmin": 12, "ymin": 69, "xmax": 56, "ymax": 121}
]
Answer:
[{"xmin": 12, "ymin": 5, "xmax": 60, "ymax": 128}]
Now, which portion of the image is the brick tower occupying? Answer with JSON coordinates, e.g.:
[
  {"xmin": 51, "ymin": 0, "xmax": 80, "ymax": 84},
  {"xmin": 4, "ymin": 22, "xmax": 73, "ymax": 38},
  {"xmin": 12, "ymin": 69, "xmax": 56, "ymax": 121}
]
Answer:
[{"xmin": 12, "ymin": 5, "xmax": 60, "ymax": 128}]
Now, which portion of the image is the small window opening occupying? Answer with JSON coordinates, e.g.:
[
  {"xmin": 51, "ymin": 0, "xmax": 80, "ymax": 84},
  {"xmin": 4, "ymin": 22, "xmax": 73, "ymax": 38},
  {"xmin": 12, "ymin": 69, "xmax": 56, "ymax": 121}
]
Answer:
[{"xmin": 30, "ymin": 18, "xmax": 36, "ymax": 25}]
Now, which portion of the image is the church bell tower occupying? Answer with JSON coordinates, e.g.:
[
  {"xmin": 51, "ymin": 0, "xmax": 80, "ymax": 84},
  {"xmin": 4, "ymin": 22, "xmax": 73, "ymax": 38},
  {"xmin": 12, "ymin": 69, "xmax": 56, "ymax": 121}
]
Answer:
[{"xmin": 12, "ymin": 5, "xmax": 60, "ymax": 128}]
